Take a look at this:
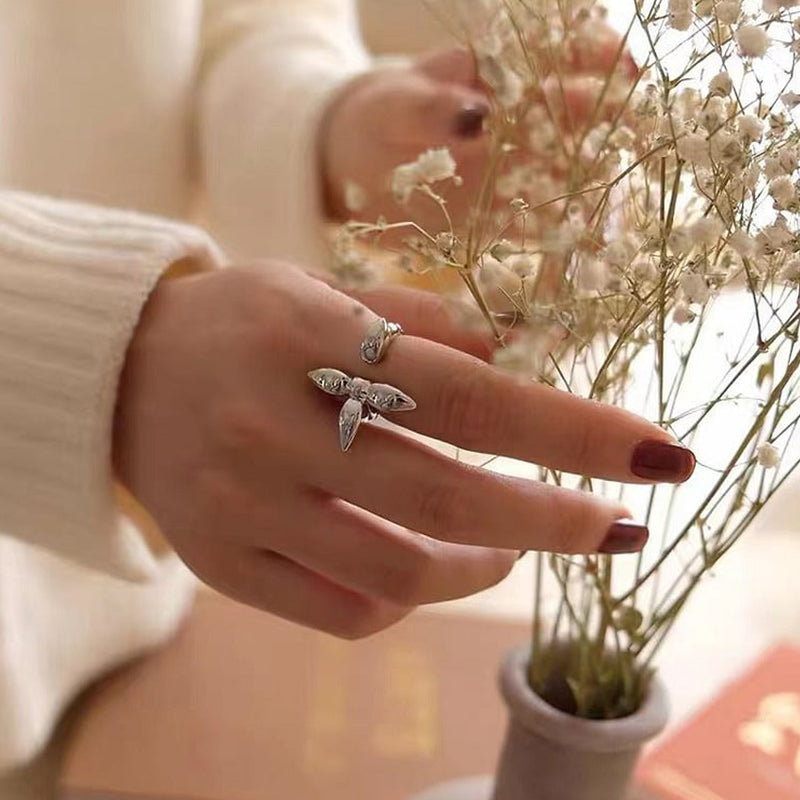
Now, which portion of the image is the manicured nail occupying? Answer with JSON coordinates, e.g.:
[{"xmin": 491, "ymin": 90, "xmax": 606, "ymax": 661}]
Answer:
[
  {"xmin": 453, "ymin": 103, "xmax": 488, "ymax": 138},
  {"xmin": 631, "ymin": 440, "xmax": 696, "ymax": 483},
  {"xmin": 599, "ymin": 520, "xmax": 649, "ymax": 554}
]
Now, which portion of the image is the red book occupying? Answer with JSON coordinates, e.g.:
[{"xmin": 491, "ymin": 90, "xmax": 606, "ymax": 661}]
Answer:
[{"xmin": 639, "ymin": 645, "xmax": 800, "ymax": 800}]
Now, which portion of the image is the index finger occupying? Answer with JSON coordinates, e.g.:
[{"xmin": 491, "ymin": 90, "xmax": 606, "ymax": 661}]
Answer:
[{"xmin": 324, "ymin": 331, "xmax": 695, "ymax": 484}]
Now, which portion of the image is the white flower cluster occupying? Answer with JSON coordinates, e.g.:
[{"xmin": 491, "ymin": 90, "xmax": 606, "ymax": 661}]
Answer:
[
  {"xmin": 757, "ymin": 442, "xmax": 781, "ymax": 468},
  {"xmin": 391, "ymin": 148, "xmax": 458, "ymax": 204}
]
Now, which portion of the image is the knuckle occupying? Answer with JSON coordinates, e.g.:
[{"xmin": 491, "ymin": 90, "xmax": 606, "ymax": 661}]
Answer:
[
  {"xmin": 436, "ymin": 366, "xmax": 508, "ymax": 449},
  {"xmin": 416, "ymin": 479, "xmax": 470, "ymax": 539}
]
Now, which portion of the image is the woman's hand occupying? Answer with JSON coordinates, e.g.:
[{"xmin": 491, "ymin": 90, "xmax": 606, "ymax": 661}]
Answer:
[
  {"xmin": 113, "ymin": 265, "xmax": 694, "ymax": 639},
  {"xmin": 320, "ymin": 48, "xmax": 489, "ymax": 231},
  {"xmin": 320, "ymin": 26, "xmax": 638, "ymax": 232}
]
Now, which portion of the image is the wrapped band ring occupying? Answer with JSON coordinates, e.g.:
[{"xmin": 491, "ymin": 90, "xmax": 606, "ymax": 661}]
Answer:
[{"xmin": 360, "ymin": 317, "xmax": 404, "ymax": 365}]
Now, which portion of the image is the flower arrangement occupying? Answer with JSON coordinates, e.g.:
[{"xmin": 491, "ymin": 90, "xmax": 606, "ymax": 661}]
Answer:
[{"xmin": 333, "ymin": 0, "xmax": 800, "ymax": 721}]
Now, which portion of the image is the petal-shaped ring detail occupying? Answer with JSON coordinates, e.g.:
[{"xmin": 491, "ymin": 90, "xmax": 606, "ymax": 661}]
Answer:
[
  {"xmin": 308, "ymin": 368, "xmax": 351, "ymax": 396},
  {"xmin": 360, "ymin": 317, "xmax": 404, "ymax": 365},
  {"xmin": 308, "ymin": 368, "xmax": 416, "ymax": 452}
]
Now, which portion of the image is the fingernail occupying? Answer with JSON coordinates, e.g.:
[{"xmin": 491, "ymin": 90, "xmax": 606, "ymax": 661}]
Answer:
[
  {"xmin": 599, "ymin": 520, "xmax": 649, "ymax": 554},
  {"xmin": 453, "ymin": 103, "xmax": 488, "ymax": 138},
  {"xmin": 631, "ymin": 440, "xmax": 696, "ymax": 483}
]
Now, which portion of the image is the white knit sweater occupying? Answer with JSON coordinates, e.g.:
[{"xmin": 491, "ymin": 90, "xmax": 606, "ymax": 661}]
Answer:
[{"xmin": 0, "ymin": 0, "xmax": 368, "ymax": 769}]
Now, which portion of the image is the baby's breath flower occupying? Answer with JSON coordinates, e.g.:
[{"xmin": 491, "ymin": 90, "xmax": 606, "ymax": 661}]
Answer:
[
  {"xmin": 505, "ymin": 253, "xmax": 538, "ymax": 276},
  {"xmin": 668, "ymin": 228, "xmax": 693, "ymax": 256},
  {"xmin": 391, "ymin": 163, "xmax": 420, "ymax": 204},
  {"xmin": 677, "ymin": 132, "xmax": 711, "ymax": 165},
  {"xmin": 604, "ymin": 237, "xmax": 638, "ymax": 268},
  {"xmin": 490, "ymin": 239, "xmax": 516, "ymax": 260},
  {"xmin": 757, "ymin": 442, "xmax": 780, "ymax": 468},
  {"xmin": 632, "ymin": 258, "xmax": 658, "ymax": 282},
  {"xmin": 391, "ymin": 148, "xmax": 458, "ymax": 204},
  {"xmin": 780, "ymin": 254, "xmax": 800, "ymax": 282},
  {"xmin": 742, "ymin": 164, "xmax": 761, "ymax": 191},
  {"xmin": 416, "ymin": 148, "xmax": 457, "ymax": 183},
  {"xmin": 738, "ymin": 114, "xmax": 764, "ymax": 142},
  {"xmin": 781, "ymin": 92, "xmax": 800, "ymax": 109},
  {"xmin": 729, "ymin": 229, "xmax": 758, "ymax": 258},
  {"xmin": 478, "ymin": 255, "xmax": 523, "ymax": 310},
  {"xmin": 710, "ymin": 130, "xmax": 744, "ymax": 166},
  {"xmin": 676, "ymin": 87, "xmax": 703, "ymax": 120},
  {"xmin": 435, "ymin": 232, "xmax": 456, "ymax": 255},
  {"xmin": 765, "ymin": 147, "xmax": 799, "ymax": 179},
  {"xmin": 496, "ymin": 166, "xmax": 533, "ymax": 200},
  {"xmin": 608, "ymin": 126, "xmax": 636, "ymax": 150},
  {"xmin": 763, "ymin": 0, "xmax": 800, "ymax": 11},
  {"xmin": 669, "ymin": 0, "xmax": 694, "ymax": 29},
  {"xmin": 736, "ymin": 24, "xmax": 770, "ymax": 58},
  {"xmin": 716, "ymin": 0, "xmax": 741, "ymax": 23},
  {"xmin": 479, "ymin": 54, "xmax": 524, "ymax": 109},
  {"xmin": 769, "ymin": 175, "xmax": 799, "ymax": 210},
  {"xmin": 709, "ymin": 72, "xmax": 733, "ymax": 97},
  {"xmin": 680, "ymin": 272, "xmax": 712, "ymax": 304},
  {"xmin": 673, "ymin": 301, "xmax": 695, "ymax": 324},
  {"xmin": 699, "ymin": 96, "xmax": 727, "ymax": 131},
  {"xmin": 778, "ymin": 146, "xmax": 799, "ymax": 175},
  {"xmin": 769, "ymin": 112, "xmax": 791, "ymax": 138},
  {"xmin": 691, "ymin": 217, "xmax": 725, "ymax": 247},
  {"xmin": 343, "ymin": 181, "xmax": 367, "ymax": 214},
  {"xmin": 759, "ymin": 217, "xmax": 794, "ymax": 253}
]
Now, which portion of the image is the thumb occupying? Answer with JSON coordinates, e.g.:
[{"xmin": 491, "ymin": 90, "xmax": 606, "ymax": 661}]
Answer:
[
  {"xmin": 404, "ymin": 80, "xmax": 490, "ymax": 143},
  {"xmin": 415, "ymin": 47, "xmax": 479, "ymax": 87}
]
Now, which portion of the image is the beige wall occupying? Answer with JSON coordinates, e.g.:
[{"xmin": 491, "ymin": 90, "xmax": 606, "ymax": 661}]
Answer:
[{"xmin": 358, "ymin": 0, "xmax": 457, "ymax": 54}]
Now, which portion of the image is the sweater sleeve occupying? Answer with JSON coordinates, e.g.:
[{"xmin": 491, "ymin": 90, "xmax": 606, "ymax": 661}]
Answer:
[
  {"xmin": 0, "ymin": 191, "xmax": 224, "ymax": 581},
  {"xmin": 198, "ymin": 0, "xmax": 370, "ymax": 267}
]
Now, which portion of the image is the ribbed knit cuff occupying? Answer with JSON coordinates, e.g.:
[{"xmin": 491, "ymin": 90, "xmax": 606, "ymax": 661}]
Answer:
[{"xmin": 0, "ymin": 192, "xmax": 224, "ymax": 580}]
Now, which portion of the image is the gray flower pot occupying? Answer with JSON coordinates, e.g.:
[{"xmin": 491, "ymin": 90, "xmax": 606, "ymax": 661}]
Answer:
[{"xmin": 413, "ymin": 645, "xmax": 669, "ymax": 800}]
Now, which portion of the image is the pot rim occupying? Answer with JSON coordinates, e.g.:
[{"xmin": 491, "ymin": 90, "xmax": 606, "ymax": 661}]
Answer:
[{"xmin": 499, "ymin": 644, "xmax": 669, "ymax": 753}]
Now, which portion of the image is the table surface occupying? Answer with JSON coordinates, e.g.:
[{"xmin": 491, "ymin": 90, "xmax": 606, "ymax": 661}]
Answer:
[{"xmin": 3, "ymin": 511, "xmax": 799, "ymax": 800}]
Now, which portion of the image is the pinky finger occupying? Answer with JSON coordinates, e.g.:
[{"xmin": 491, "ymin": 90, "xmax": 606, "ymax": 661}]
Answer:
[{"xmin": 206, "ymin": 546, "xmax": 412, "ymax": 640}]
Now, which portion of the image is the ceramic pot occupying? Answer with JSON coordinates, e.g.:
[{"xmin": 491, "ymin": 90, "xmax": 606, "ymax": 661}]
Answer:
[{"xmin": 413, "ymin": 644, "xmax": 669, "ymax": 800}]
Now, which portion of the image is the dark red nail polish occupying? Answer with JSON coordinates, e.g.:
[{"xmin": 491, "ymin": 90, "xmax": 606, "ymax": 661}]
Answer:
[
  {"xmin": 453, "ymin": 103, "xmax": 488, "ymax": 138},
  {"xmin": 631, "ymin": 440, "xmax": 696, "ymax": 483},
  {"xmin": 599, "ymin": 520, "xmax": 649, "ymax": 554}
]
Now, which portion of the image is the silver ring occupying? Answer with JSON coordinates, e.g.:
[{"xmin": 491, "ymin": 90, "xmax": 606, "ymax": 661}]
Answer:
[
  {"xmin": 308, "ymin": 368, "xmax": 416, "ymax": 452},
  {"xmin": 360, "ymin": 317, "xmax": 404, "ymax": 365}
]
